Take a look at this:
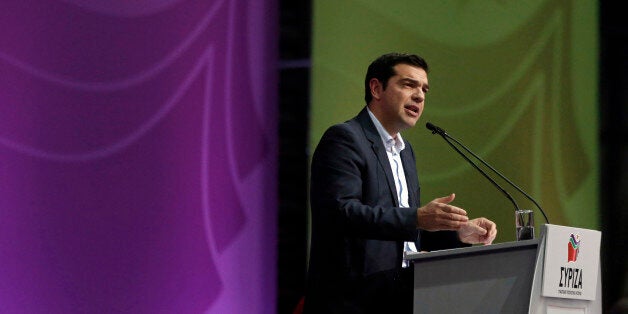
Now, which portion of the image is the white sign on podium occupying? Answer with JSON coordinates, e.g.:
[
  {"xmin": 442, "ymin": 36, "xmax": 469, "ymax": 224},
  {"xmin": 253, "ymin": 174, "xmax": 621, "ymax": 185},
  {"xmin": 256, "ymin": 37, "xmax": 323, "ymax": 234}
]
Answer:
[{"xmin": 541, "ymin": 224, "xmax": 601, "ymax": 301}]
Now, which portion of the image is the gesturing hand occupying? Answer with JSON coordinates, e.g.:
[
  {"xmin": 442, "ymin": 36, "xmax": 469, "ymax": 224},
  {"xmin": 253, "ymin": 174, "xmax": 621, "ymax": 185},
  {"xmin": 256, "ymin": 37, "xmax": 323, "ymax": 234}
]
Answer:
[
  {"xmin": 457, "ymin": 217, "xmax": 498, "ymax": 245},
  {"xmin": 416, "ymin": 193, "xmax": 469, "ymax": 231}
]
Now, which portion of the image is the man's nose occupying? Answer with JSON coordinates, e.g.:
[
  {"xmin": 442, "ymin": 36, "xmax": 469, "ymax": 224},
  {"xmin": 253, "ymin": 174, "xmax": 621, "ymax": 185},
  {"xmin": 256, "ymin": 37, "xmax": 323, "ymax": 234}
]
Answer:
[{"xmin": 412, "ymin": 91, "xmax": 424, "ymax": 103}]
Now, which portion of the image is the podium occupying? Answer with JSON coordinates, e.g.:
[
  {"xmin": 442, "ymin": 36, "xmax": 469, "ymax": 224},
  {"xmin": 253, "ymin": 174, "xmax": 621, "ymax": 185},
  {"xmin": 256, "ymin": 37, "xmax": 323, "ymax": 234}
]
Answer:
[{"xmin": 405, "ymin": 224, "xmax": 602, "ymax": 313}]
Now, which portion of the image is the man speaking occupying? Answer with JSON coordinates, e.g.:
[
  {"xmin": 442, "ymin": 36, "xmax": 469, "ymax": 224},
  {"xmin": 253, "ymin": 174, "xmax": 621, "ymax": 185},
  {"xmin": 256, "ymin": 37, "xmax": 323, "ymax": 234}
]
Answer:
[{"xmin": 304, "ymin": 53, "xmax": 498, "ymax": 313}]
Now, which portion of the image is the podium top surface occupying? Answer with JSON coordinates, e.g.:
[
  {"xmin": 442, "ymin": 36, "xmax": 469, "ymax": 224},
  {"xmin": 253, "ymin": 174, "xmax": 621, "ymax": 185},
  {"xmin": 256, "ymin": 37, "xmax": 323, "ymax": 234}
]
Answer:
[{"xmin": 405, "ymin": 239, "xmax": 540, "ymax": 262}]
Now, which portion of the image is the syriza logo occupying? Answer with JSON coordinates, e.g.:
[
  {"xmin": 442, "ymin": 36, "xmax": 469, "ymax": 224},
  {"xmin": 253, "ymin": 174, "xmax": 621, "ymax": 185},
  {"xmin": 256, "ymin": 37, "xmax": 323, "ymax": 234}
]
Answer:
[
  {"xmin": 567, "ymin": 233, "xmax": 580, "ymax": 262},
  {"xmin": 559, "ymin": 233, "xmax": 583, "ymax": 291}
]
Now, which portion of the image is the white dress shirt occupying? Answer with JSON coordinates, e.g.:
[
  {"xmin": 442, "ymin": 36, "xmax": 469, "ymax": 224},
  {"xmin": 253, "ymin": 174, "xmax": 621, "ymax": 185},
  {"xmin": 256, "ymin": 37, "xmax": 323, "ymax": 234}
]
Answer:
[{"xmin": 367, "ymin": 108, "xmax": 418, "ymax": 267}]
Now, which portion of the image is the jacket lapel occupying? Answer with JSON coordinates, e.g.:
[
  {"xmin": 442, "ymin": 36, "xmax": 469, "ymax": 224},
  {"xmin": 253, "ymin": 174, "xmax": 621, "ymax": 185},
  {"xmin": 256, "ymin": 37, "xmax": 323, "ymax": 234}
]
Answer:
[
  {"xmin": 356, "ymin": 109, "xmax": 399, "ymax": 207},
  {"xmin": 401, "ymin": 146, "xmax": 419, "ymax": 208}
]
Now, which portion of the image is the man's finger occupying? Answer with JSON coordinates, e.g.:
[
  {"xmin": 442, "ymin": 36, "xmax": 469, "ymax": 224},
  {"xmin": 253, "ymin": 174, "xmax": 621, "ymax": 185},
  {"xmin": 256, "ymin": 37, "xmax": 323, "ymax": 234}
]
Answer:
[
  {"xmin": 440, "ymin": 204, "xmax": 467, "ymax": 217},
  {"xmin": 433, "ymin": 193, "xmax": 455, "ymax": 204},
  {"xmin": 447, "ymin": 212, "xmax": 469, "ymax": 222},
  {"xmin": 465, "ymin": 222, "xmax": 488, "ymax": 235}
]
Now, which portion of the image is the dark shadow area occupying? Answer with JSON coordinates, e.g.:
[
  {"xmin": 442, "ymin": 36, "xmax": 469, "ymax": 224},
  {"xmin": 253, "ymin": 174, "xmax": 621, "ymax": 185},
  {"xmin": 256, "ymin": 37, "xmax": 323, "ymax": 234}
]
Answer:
[
  {"xmin": 599, "ymin": 1, "xmax": 628, "ymax": 312},
  {"xmin": 277, "ymin": 1, "xmax": 311, "ymax": 313}
]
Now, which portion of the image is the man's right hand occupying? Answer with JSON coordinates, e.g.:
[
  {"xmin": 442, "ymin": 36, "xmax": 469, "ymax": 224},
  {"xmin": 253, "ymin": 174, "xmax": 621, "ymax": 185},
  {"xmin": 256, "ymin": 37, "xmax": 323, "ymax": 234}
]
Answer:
[{"xmin": 416, "ymin": 193, "xmax": 469, "ymax": 231}]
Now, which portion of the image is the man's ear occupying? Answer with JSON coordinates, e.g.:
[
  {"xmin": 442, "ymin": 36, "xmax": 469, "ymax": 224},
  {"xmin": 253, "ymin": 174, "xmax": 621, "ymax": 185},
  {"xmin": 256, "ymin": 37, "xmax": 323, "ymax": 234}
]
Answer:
[{"xmin": 369, "ymin": 78, "xmax": 382, "ymax": 101}]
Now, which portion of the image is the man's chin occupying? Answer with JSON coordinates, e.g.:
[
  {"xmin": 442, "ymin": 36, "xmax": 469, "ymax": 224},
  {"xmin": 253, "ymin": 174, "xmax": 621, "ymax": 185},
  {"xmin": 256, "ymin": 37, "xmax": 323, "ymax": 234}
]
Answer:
[{"xmin": 403, "ymin": 117, "xmax": 419, "ymax": 129}]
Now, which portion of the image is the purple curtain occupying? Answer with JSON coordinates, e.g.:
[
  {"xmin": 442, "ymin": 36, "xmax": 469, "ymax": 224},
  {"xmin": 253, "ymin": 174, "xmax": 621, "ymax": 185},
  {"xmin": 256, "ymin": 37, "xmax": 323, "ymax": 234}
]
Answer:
[{"xmin": 0, "ymin": 0, "xmax": 277, "ymax": 313}]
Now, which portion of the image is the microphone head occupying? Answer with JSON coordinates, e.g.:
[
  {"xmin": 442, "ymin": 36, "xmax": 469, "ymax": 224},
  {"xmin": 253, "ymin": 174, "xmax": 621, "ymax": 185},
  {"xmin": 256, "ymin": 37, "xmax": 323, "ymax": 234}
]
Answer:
[{"xmin": 426, "ymin": 122, "xmax": 445, "ymax": 135}]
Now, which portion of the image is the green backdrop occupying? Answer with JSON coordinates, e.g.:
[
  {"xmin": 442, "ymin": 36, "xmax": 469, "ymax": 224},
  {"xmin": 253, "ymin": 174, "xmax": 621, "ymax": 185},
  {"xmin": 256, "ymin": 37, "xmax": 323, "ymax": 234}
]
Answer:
[{"xmin": 310, "ymin": 0, "xmax": 599, "ymax": 242}]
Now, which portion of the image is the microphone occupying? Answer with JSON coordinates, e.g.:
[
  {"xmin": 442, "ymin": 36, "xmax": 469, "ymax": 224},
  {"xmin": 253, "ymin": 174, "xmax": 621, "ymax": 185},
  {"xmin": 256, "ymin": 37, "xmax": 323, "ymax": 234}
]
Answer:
[
  {"xmin": 426, "ymin": 122, "xmax": 521, "ymax": 214},
  {"xmin": 426, "ymin": 122, "xmax": 445, "ymax": 135},
  {"xmin": 426, "ymin": 122, "xmax": 550, "ymax": 224}
]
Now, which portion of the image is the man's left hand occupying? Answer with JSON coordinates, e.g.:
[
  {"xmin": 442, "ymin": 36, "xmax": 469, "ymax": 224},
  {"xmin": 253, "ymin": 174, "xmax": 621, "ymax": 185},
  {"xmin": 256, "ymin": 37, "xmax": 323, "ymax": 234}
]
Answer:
[{"xmin": 457, "ymin": 218, "xmax": 497, "ymax": 245}]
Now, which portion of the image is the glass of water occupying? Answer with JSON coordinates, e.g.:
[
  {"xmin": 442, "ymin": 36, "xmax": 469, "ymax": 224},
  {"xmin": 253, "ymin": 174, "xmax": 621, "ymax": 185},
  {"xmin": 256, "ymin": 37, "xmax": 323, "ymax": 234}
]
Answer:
[{"xmin": 515, "ymin": 209, "xmax": 534, "ymax": 241}]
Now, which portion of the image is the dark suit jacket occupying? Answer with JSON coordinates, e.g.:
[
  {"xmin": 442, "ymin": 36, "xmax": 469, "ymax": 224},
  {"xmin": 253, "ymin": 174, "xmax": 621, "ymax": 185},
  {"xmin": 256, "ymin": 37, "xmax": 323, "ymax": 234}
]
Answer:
[{"xmin": 304, "ymin": 108, "xmax": 466, "ymax": 314}]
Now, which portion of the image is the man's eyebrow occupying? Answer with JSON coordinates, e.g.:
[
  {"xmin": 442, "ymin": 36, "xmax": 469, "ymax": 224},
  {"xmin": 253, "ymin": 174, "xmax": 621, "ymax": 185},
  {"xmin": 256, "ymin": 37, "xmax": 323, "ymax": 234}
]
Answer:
[
  {"xmin": 399, "ymin": 78, "xmax": 419, "ymax": 84},
  {"xmin": 399, "ymin": 77, "xmax": 429, "ymax": 90}
]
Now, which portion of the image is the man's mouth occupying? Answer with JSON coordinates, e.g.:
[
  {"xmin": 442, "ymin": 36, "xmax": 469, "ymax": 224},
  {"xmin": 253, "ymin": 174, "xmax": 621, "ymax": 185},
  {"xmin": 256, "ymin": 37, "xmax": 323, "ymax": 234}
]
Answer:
[{"xmin": 404, "ymin": 105, "xmax": 420, "ymax": 116}]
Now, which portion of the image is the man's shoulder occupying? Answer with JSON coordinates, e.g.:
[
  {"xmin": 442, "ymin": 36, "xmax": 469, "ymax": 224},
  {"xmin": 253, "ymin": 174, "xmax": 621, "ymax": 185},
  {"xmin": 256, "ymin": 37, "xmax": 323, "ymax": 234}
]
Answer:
[
  {"xmin": 329, "ymin": 115, "xmax": 360, "ymax": 130},
  {"xmin": 321, "ymin": 114, "xmax": 365, "ymax": 140},
  {"xmin": 326, "ymin": 108, "xmax": 371, "ymax": 132}
]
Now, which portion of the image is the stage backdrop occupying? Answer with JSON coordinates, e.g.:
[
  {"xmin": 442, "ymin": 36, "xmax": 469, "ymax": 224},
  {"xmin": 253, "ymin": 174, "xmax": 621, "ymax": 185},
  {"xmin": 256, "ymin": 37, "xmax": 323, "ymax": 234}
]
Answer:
[
  {"xmin": 0, "ymin": 1, "xmax": 277, "ymax": 313},
  {"xmin": 310, "ymin": 0, "xmax": 599, "ymax": 240}
]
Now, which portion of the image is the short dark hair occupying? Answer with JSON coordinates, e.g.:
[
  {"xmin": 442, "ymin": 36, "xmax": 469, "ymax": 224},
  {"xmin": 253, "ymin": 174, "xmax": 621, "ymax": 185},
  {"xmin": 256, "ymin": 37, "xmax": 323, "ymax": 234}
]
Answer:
[{"xmin": 364, "ymin": 53, "xmax": 429, "ymax": 105}]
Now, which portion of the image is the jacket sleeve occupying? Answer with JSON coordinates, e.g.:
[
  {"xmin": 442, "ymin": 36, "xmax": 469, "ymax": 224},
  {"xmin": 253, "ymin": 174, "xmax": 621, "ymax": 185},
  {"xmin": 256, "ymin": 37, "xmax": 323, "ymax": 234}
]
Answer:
[{"xmin": 310, "ymin": 123, "xmax": 418, "ymax": 241}]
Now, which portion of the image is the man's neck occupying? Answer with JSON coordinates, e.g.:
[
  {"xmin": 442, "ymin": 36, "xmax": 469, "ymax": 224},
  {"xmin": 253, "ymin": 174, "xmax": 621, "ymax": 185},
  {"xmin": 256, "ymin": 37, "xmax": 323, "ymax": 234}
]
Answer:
[{"xmin": 367, "ymin": 104, "xmax": 398, "ymax": 137}]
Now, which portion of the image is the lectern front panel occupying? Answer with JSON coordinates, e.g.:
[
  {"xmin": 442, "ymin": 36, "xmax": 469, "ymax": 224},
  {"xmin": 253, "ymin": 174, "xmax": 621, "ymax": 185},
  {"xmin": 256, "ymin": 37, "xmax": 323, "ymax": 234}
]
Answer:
[{"xmin": 409, "ymin": 240, "xmax": 538, "ymax": 314}]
